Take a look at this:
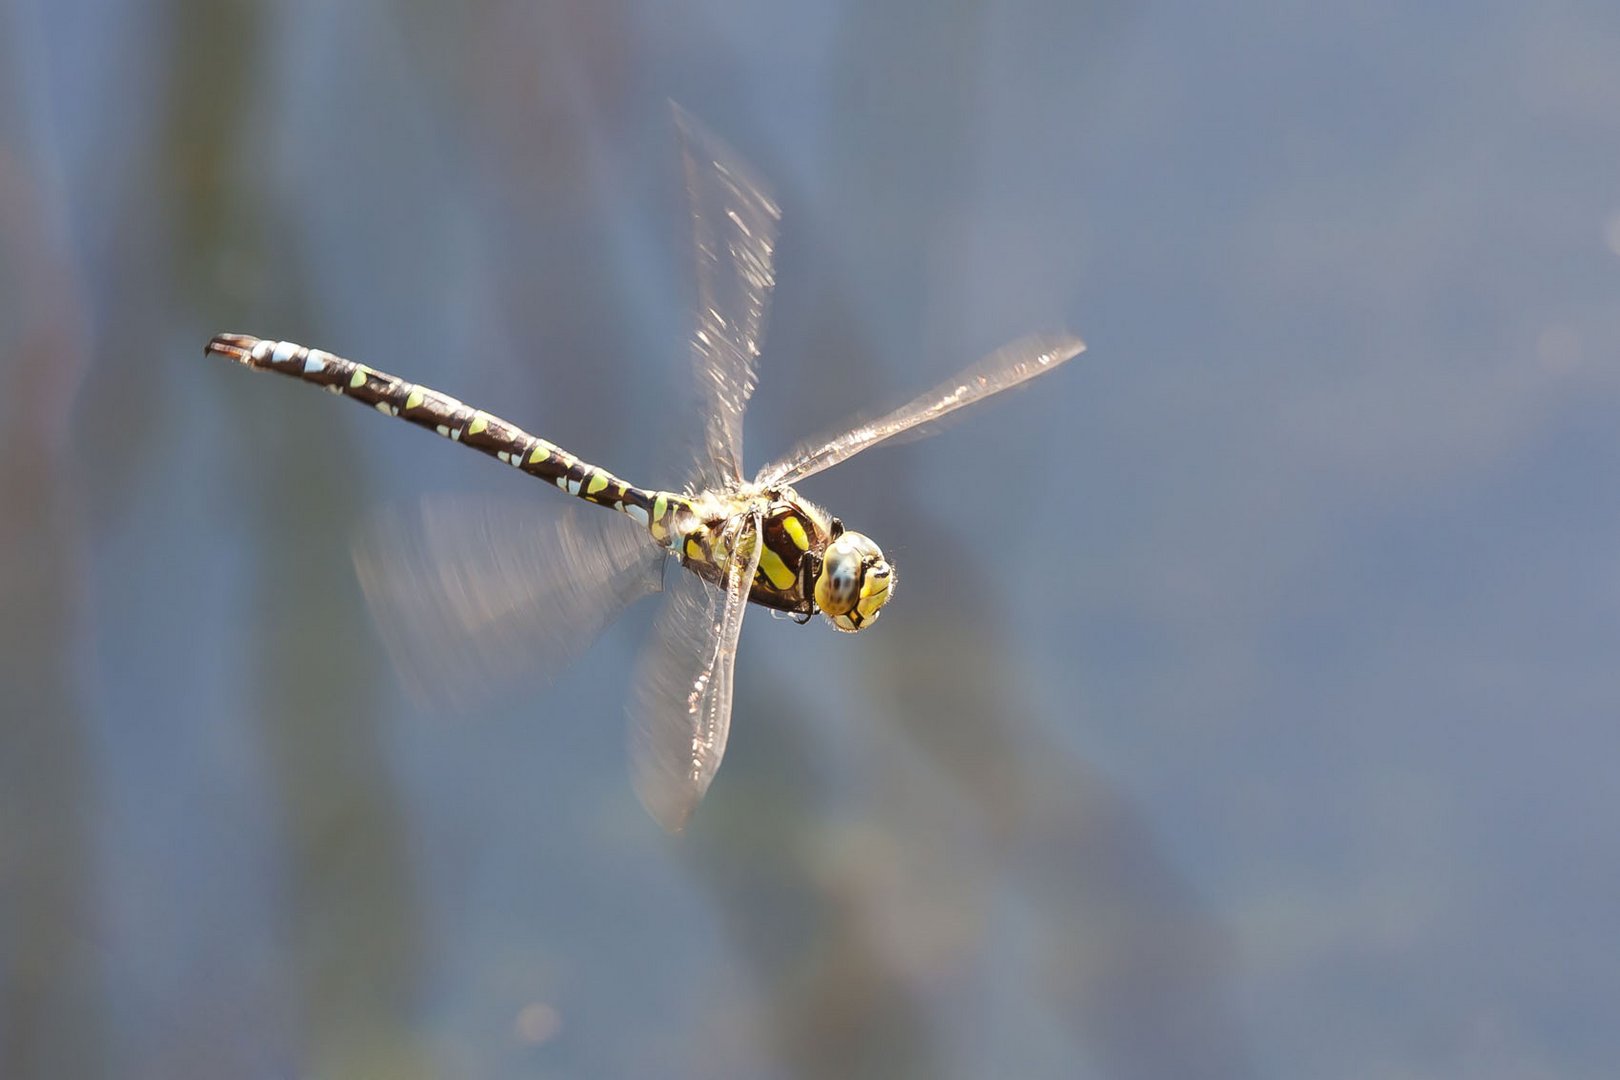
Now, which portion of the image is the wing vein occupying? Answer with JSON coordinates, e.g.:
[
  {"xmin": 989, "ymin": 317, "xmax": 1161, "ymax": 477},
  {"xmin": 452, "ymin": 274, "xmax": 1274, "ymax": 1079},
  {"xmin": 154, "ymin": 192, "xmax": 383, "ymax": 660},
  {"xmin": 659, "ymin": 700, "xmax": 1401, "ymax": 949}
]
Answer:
[
  {"xmin": 757, "ymin": 332, "xmax": 1085, "ymax": 486},
  {"xmin": 674, "ymin": 104, "xmax": 781, "ymax": 490}
]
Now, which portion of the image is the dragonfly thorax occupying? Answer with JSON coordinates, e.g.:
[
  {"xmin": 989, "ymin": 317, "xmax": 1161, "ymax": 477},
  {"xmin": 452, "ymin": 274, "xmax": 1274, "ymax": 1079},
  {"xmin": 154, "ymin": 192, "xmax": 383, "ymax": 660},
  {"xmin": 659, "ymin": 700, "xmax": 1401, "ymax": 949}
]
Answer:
[{"xmin": 660, "ymin": 485, "xmax": 891, "ymax": 630}]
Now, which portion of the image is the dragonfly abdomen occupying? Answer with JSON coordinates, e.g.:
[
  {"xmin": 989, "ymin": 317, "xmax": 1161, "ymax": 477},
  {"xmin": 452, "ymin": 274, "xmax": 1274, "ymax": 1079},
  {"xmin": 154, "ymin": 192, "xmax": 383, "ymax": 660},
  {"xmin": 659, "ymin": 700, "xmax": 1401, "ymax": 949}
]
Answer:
[{"xmin": 205, "ymin": 333, "xmax": 675, "ymax": 528}]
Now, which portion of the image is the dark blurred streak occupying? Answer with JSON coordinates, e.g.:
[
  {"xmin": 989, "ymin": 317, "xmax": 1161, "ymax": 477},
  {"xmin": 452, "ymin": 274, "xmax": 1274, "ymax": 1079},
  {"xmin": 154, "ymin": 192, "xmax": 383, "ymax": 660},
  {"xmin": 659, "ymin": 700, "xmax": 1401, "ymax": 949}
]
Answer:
[
  {"xmin": 163, "ymin": 0, "xmax": 259, "ymax": 298},
  {"xmin": 394, "ymin": 0, "xmax": 649, "ymax": 447},
  {"xmin": 68, "ymin": 0, "xmax": 257, "ymax": 532},
  {"xmin": 174, "ymin": 5, "xmax": 432, "ymax": 1075},
  {"xmin": 0, "ymin": 85, "xmax": 101, "ymax": 1079},
  {"xmin": 688, "ymin": 700, "xmax": 940, "ymax": 1080}
]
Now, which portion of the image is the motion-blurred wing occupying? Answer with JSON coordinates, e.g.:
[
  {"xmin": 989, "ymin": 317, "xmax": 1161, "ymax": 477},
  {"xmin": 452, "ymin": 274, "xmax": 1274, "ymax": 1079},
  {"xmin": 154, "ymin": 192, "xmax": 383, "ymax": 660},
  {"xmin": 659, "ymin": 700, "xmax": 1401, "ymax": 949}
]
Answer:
[
  {"xmin": 353, "ymin": 495, "xmax": 666, "ymax": 706},
  {"xmin": 674, "ymin": 104, "xmax": 781, "ymax": 490},
  {"xmin": 628, "ymin": 512, "xmax": 763, "ymax": 832},
  {"xmin": 756, "ymin": 333, "xmax": 1085, "ymax": 487}
]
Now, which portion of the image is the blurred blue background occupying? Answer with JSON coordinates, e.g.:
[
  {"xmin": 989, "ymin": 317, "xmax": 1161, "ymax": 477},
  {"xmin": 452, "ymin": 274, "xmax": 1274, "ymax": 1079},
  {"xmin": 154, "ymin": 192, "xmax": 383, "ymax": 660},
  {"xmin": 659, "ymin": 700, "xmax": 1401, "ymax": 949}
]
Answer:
[{"xmin": 3, "ymin": 1, "xmax": 1618, "ymax": 1077}]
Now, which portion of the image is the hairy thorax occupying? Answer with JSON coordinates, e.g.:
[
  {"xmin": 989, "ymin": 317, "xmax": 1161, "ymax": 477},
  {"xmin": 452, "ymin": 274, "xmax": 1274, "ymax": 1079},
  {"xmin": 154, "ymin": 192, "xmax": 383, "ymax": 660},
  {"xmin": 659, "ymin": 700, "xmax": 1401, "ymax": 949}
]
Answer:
[{"xmin": 660, "ymin": 483, "xmax": 838, "ymax": 617}]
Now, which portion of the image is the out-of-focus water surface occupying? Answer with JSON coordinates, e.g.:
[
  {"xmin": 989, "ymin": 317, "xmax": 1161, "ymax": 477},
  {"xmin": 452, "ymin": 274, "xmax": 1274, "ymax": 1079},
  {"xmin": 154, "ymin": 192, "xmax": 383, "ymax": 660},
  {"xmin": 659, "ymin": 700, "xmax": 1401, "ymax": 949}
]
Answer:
[{"xmin": 3, "ymin": 2, "xmax": 1618, "ymax": 1077}]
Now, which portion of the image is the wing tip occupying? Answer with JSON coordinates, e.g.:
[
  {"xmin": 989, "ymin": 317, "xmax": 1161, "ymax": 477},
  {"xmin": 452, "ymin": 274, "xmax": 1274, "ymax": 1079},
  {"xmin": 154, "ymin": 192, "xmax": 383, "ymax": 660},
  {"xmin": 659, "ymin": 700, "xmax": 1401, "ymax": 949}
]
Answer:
[
  {"xmin": 634, "ymin": 777, "xmax": 701, "ymax": 835},
  {"xmin": 670, "ymin": 101, "xmax": 782, "ymax": 221},
  {"xmin": 1047, "ymin": 331, "xmax": 1087, "ymax": 362}
]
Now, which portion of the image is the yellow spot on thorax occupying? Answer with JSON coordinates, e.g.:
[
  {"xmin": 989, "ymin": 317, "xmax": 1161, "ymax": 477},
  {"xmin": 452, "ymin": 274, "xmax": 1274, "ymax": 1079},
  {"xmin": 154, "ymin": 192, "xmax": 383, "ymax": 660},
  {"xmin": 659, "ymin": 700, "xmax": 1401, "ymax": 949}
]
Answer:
[
  {"xmin": 781, "ymin": 516, "xmax": 809, "ymax": 551},
  {"xmin": 758, "ymin": 547, "xmax": 796, "ymax": 590}
]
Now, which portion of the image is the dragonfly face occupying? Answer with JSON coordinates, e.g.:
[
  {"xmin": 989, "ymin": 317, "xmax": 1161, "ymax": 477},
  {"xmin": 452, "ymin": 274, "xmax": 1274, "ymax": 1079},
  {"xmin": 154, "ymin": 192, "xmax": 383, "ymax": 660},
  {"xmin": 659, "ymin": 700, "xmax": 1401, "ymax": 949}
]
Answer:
[
  {"xmin": 814, "ymin": 530, "xmax": 894, "ymax": 632},
  {"xmin": 740, "ymin": 493, "xmax": 894, "ymax": 631}
]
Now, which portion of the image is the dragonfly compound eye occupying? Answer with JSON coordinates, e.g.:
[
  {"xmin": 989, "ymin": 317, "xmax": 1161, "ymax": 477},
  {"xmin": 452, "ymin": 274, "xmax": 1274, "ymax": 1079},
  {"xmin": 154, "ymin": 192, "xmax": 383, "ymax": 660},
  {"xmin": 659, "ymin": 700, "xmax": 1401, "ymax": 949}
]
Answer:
[{"xmin": 816, "ymin": 532, "xmax": 895, "ymax": 632}]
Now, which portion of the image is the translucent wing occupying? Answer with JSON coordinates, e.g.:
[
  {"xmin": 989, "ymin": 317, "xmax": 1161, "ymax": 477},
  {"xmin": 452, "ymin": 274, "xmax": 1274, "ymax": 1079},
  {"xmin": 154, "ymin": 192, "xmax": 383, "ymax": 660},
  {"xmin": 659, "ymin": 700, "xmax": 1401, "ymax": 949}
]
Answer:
[
  {"xmin": 674, "ymin": 104, "xmax": 782, "ymax": 491},
  {"xmin": 352, "ymin": 495, "xmax": 666, "ymax": 707},
  {"xmin": 756, "ymin": 333, "xmax": 1086, "ymax": 487},
  {"xmin": 628, "ymin": 512, "xmax": 763, "ymax": 832}
]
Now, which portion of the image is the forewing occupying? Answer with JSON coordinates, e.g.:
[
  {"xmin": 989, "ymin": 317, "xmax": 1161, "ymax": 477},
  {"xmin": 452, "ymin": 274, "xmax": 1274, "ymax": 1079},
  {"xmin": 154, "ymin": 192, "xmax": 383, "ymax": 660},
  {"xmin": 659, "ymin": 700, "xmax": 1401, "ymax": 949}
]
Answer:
[
  {"xmin": 674, "ymin": 104, "xmax": 781, "ymax": 490},
  {"xmin": 628, "ymin": 512, "xmax": 763, "ymax": 832},
  {"xmin": 756, "ymin": 333, "xmax": 1086, "ymax": 486},
  {"xmin": 352, "ymin": 495, "xmax": 665, "ymax": 707}
]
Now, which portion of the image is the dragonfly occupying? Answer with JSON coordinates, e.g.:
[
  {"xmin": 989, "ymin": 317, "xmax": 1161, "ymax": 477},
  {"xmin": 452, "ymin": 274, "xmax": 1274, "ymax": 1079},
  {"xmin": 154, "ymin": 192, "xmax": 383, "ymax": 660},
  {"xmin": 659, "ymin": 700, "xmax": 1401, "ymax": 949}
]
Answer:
[{"xmin": 205, "ymin": 107, "xmax": 1084, "ymax": 831}]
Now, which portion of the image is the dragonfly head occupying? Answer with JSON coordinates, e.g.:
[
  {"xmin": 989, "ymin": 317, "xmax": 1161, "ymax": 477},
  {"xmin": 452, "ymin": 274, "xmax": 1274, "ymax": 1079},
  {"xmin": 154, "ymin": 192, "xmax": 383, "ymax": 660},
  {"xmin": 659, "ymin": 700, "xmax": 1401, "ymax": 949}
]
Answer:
[{"xmin": 815, "ymin": 531, "xmax": 894, "ymax": 632}]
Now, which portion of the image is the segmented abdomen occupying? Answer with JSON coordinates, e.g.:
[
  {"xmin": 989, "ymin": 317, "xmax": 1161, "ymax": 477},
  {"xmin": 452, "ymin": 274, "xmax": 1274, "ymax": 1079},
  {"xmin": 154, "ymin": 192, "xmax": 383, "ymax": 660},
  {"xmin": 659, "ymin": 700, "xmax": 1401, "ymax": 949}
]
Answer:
[{"xmin": 204, "ymin": 333, "xmax": 683, "ymax": 533}]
